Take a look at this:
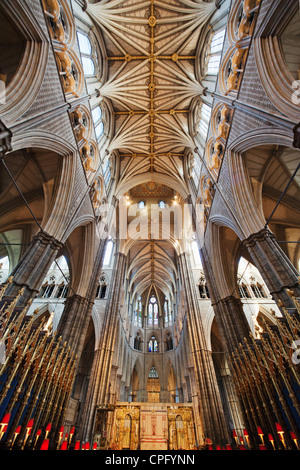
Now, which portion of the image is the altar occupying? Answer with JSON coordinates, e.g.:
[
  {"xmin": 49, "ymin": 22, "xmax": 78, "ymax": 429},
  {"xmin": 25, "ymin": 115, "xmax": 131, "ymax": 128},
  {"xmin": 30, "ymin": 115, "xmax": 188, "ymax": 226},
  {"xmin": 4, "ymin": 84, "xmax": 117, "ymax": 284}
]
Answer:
[
  {"xmin": 108, "ymin": 402, "xmax": 196, "ymax": 450},
  {"xmin": 140, "ymin": 404, "xmax": 168, "ymax": 450}
]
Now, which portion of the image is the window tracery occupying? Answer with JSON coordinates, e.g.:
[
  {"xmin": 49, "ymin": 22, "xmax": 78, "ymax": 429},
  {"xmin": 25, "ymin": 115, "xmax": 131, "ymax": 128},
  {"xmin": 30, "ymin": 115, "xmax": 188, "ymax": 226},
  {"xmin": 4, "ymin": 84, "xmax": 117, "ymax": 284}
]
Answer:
[
  {"xmin": 92, "ymin": 105, "xmax": 105, "ymax": 141},
  {"xmin": 149, "ymin": 367, "xmax": 158, "ymax": 378},
  {"xmin": 134, "ymin": 297, "xmax": 143, "ymax": 327},
  {"xmin": 148, "ymin": 336, "xmax": 159, "ymax": 352},
  {"xmin": 238, "ymin": 281, "xmax": 251, "ymax": 299},
  {"xmin": 250, "ymin": 282, "xmax": 266, "ymax": 299},
  {"xmin": 164, "ymin": 298, "xmax": 172, "ymax": 326},
  {"xmin": 205, "ymin": 28, "xmax": 226, "ymax": 76},
  {"xmin": 148, "ymin": 295, "xmax": 159, "ymax": 327},
  {"xmin": 77, "ymin": 31, "xmax": 98, "ymax": 77},
  {"xmin": 197, "ymin": 102, "xmax": 212, "ymax": 143}
]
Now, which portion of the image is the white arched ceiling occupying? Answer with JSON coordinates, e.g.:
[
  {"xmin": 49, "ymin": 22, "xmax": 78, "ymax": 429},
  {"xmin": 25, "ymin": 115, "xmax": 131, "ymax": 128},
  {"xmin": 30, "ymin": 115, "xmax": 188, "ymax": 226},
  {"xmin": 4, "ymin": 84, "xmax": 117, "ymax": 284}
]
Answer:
[
  {"xmin": 86, "ymin": 0, "xmax": 217, "ymax": 299},
  {"xmin": 125, "ymin": 239, "xmax": 178, "ymax": 301},
  {"xmin": 87, "ymin": 0, "xmax": 216, "ymax": 193}
]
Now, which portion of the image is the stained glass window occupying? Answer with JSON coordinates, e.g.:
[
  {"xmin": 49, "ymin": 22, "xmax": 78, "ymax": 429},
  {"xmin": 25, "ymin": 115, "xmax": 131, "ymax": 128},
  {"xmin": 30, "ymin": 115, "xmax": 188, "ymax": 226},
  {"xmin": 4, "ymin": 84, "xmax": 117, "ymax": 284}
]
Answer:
[
  {"xmin": 148, "ymin": 336, "xmax": 158, "ymax": 352},
  {"xmin": 149, "ymin": 367, "xmax": 158, "ymax": 378},
  {"xmin": 135, "ymin": 297, "xmax": 142, "ymax": 326},
  {"xmin": 148, "ymin": 295, "xmax": 158, "ymax": 327}
]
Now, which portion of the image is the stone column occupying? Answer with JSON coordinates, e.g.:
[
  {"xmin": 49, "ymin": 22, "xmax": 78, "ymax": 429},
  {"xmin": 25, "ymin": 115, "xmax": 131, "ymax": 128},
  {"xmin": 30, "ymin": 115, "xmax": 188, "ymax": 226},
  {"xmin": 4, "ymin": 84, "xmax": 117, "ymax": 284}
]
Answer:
[
  {"xmin": 56, "ymin": 237, "xmax": 106, "ymax": 359},
  {"xmin": 5, "ymin": 231, "xmax": 63, "ymax": 303},
  {"xmin": 201, "ymin": 245, "xmax": 251, "ymax": 353},
  {"xmin": 242, "ymin": 228, "xmax": 300, "ymax": 308},
  {"xmin": 179, "ymin": 252, "xmax": 229, "ymax": 446},
  {"xmin": 218, "ymin": 361, "xmax": 245, "ymax": 447},
  {"xmin": 213, "ymin": 296, "xmax": 251, "ymax": 353},
  {"xmin": 79, "ymin": 250, "xmax": 126, "ymax": 441}
]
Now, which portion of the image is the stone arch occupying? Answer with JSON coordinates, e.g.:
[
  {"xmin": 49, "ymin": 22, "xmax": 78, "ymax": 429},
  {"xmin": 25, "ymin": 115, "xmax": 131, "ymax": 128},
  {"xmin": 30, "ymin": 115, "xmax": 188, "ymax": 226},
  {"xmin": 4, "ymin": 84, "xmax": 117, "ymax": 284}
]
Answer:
[
  {"xmin": 167, "ymin": 363, "xmax": 177, "ymax": 402},
  {"xmin": 8, "ymin": 131, "xmax": 78, "ymax": 242},
  {"xmin": 253, "ymin": 0, "xmax": 300, "ymax": 121},
  {"xmin": 205, "ymin": 217, "xmax": 250, "ymax": 301},
  {"xmin": 64, "ymin": 220, "xmax": 97, "ymax": 298},
  {"xmin": 0, "ymin": 0, "xmax": 49, "ymax": 123},
  {"xmin": 129, "ymin": 365, "xmax": 140, "ymax": 402},
  {"xmin": 226, "ymin": 132, "xmax": 300, "ymax": 272},
  {"xmin": 115, "ymin": 173, "xmax": 189, "ymax": 202},
  {"xmin": 226, "ymin": 128, "xmax": 298, "ymax": 238}
]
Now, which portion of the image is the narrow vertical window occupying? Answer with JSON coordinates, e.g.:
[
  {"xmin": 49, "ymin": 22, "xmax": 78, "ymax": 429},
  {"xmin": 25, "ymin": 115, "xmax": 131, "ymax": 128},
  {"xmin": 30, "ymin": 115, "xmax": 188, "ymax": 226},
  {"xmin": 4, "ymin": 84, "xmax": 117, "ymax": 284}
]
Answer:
[
  {"xmin": 77, "ymin": 31, "xmax": 96, "ymax": 77},
  {"xmin": 206, "ymin": 28, "xmax": 226, "ymax": 75}
]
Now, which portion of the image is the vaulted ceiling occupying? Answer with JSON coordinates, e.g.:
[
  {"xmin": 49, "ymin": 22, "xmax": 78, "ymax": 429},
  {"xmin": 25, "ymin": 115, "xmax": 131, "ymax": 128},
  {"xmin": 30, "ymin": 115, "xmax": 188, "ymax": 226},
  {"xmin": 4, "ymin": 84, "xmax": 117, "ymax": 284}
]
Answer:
[
  {"xmin": 87, "ymin": 0, "xmax": 215, "ymax": 197},
  {"xmin": 87, "ymin": 0, "xmax": 215, "ymax": 301}
]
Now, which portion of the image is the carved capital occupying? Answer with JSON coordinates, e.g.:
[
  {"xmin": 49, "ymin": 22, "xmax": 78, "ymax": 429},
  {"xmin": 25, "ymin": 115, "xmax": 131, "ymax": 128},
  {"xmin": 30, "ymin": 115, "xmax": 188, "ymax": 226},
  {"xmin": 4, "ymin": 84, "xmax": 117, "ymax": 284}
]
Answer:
[
  {"xmin": 241, "ymin": 227, "xmax": 274, "ymax": 248},
  {"xmin": 293, "ymin": 122, "xmax": 300, "ymax": 149},
  {"xmin": 32, "ymin": 231, "xmax": 64, "ymax": 251},
  {"xmin": 0, "ymin": 120, "xmax": 12, "ymax": 158}
]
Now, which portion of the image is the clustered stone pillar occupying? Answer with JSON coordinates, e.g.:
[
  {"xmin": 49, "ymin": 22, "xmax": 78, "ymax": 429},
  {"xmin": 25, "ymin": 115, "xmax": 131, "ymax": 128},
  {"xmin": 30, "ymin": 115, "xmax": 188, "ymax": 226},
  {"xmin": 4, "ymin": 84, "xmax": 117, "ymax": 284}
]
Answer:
[
  {"xmin": 213, "ymin": 297, "xmax": 250, "ymax": 352},
  {"xmin": 242, "ymin": 227, "xmax": 300, "ymax": 309},
  {"xmin": 80, "ymin": 250, "xmax": 126, "ymax": 441},
  {"xmin": 56, "ymin": 238, "xmax": 107, "ymax": 359},
  {"xmin": 179, "ymin": 251, "xmax": 229, "ymax": 446},
  {"xmin": 6, "ymin": 230, "xmax": 63, "ymax": 304},
  {"xmin": 201, "ymin": 245, "xmax": 251, "ymax": 353},
  {"xmin": 200, "ymin": 246, "xmax": 249, "ymax": 442}
]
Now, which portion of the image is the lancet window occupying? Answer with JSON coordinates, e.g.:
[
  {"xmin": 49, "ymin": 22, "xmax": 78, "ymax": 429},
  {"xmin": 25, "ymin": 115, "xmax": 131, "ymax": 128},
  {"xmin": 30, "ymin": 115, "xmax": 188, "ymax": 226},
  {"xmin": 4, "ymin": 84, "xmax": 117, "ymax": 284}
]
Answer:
[
  {"xmin": 205, "ymin": 28, "xmax": 226, "ymax": 75},
  {"xmin": 148, "ymin": 336, "xmax": 158, "ymax": 352},
  {"xmin": 148, "ymin": 295, "xmax": 159, "ymax": 327},
  {"xmin": 77, "ymin": 31, "xmax": 96, "ymax": 76}
]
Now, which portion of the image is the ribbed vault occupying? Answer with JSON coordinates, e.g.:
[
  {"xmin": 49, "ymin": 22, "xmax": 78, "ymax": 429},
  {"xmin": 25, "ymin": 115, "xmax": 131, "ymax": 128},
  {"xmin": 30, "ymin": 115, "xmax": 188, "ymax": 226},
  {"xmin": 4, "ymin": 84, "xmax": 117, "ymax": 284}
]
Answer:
[
  {"xmin": 87, "ymin": 0, "xmax": 216, "ymax": 190},
  {"xmin": 87, "ymin": 0, "xmax": 215, "ymax": 303},
  {"xmin": 126, "ymin": 238, "xmax": 178, "ymax": 300}
]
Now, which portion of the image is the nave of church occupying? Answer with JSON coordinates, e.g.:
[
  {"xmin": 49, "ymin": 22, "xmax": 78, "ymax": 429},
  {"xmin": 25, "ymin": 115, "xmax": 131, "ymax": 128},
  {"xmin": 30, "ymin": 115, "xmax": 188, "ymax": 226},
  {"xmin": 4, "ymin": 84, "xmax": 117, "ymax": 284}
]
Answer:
[{"xmin": 0, "ymin": 0, "xmax": 299, "ymax": 452}]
